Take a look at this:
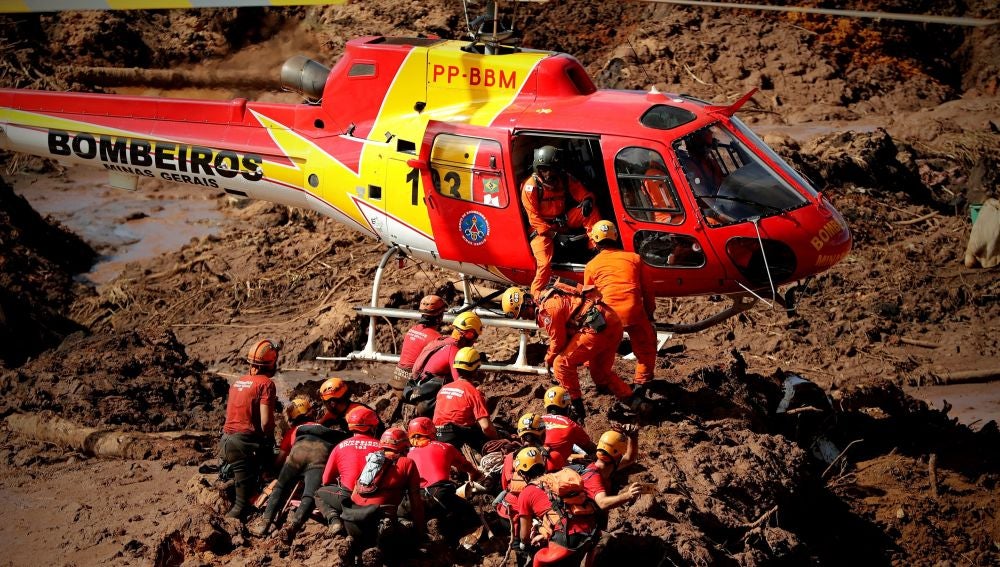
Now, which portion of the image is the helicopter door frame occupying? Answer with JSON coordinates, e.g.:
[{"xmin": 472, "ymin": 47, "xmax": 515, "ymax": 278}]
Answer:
[
  {"xmin": 510, "ymin": 131, "xmax": 610, "ymax": 271},
  {"xmin": 417, "ymin": 121, "xmax": 534, "ymax": 273},
  {"xmin": 601, "ymin": 136, "xmax": 731, "ymax": 296}
]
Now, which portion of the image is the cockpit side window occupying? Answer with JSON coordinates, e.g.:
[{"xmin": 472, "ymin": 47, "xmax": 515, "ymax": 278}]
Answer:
[{"xmin": 614, "ymin": 147, "xmax": 685, "ymax": 225}]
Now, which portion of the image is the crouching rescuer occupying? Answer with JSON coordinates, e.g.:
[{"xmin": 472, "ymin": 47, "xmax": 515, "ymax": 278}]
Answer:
[{"xmin": 514, "ymin": 447, "xmax": 601, "ymax": 566}]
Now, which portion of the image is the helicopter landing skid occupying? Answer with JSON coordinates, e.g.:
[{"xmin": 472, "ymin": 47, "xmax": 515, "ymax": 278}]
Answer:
[
  {"xmin": 656, "ymin": 293, "xmax": 760, "ymax": 335},
  {"xmin": 316, "ymin": 245, "xmax": 548, "ymax": 375}
]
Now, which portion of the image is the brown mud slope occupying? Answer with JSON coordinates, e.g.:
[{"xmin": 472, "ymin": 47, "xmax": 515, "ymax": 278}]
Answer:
[{"xmin": 1, "ymin": 1, "xmax": 999, "ymax": 566}]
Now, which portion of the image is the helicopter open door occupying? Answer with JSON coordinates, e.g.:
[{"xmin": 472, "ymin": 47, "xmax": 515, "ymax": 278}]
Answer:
[
  {"xmin": 420, "ymin": 124, "xmax": 534, "ymax": 278},
  {"xmin": 604, "ymin": 138, "xmax": 731, "ymax": 296}
]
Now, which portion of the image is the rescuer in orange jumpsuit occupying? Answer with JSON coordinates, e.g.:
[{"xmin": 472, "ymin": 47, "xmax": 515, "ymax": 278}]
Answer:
[
  {"xmin": 501, "ymin": 285, "xmax": 634, "ymax": 421},
  {"xmin": 520, "ymin": 145, "xmax": 601, "ymax": 299},
  {"xmin": 584, "ymin": 220, "xmax": 658, "ymax": 390}
]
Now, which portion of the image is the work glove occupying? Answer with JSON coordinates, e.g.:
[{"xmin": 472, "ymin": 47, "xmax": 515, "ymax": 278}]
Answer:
[
  {"xmin": 552, "ymin": 215, "xmax": 567, "ymax": 228},
  {"xmin": 513, "ymin": 539, "xmax": 531, "ymax": 566},
  {"xmin": 580, "ymin": 198, "xmax": 594, "ymax": 217},
  {"xmin": 613, "ymin": 423, "xmax": 640, "ymax": 438}
]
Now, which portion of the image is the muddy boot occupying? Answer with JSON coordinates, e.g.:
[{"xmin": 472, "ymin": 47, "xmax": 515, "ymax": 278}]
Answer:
[
  {"xmin": 278, "ymin": 519, "xmax": 304, "ymax": 544},
  {"xmin": 571, "ymin": 398, "xmax": 587, "ymax": 425},
  {"xmin": 248, "ymin": 515, "xmax": 273, "ymax": 538}
]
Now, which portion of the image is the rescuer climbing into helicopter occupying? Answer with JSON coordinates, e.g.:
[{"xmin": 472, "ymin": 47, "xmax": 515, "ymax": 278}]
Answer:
[
  {"xmin": 584, "ymin": 221, "xmax": 659, "ymax": 393},
  {"xmin": 520, "ymin": 145, "xmax": 601, "ymax": 299}
]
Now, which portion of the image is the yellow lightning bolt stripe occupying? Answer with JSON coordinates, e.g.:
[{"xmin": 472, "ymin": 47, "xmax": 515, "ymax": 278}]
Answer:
[
  {"xmin": 250, "ymin": 109, "xmax": 374, "ymax": 232},
  {"xmin": 1, "ymin": 1, "xmax": 346, "ymax": 12}
]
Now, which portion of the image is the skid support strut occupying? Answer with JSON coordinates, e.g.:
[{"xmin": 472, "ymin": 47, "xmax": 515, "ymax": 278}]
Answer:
[{"xmin": 316, "ymin": 247, "xmax": 546, "ymax": 374}]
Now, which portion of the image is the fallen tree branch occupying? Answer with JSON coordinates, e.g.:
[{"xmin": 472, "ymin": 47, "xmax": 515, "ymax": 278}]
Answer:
[
  {"xmin": 934, "ymin": 368, "xmax": 1000, "ymax": 385},
  {"xmin": 822, "ymin": 439, "xmax": 864, "ymax": 480},
  {"xmin": 4, "ymin": 413, "xmax": 213, "ymax": 461},
  {"xmin": 928, "ymin": 453, "xmax": 939, "ymax": 499},
  {"xmin": 894, "ymin": 211, "xmax": 938, "ymax": 225},
  {"xmin": 900, "ymin": 337, "xmax": 941, "ymax": 349}
]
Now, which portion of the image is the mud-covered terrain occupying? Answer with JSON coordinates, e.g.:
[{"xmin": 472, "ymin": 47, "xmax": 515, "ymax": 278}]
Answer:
[{"xmin": 1, "ymin": 1, "xmax": 998, "ymax": 566}]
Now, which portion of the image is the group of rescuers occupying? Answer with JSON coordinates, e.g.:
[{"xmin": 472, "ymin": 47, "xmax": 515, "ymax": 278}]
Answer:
[{"xmin": 218, "ymin": 145, "xmax": 661, "ymax": 565}]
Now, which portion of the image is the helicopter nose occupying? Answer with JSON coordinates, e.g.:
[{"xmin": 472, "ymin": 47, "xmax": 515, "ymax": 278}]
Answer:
[{"xmin": 804, "ymin": 198, "xmax": 852, "ymax": 275}]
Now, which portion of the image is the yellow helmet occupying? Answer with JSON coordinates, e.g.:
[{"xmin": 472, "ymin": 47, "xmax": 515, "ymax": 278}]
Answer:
[
  {"xmin": 451, "ymin": 311, "xmax": 483, "ymax": 340},
  {"xmin": 589, "ymin": 220, "xmax": 618, "ymax": 244},
  {"xmin": 286, "ymin": 396, "xmax": 313, "ymax": 421},
  {"xmin": 517, "ymin": 412, "xmax": 545, "ymax": 439},
  {"xmin": 501, "ymin": 287, "xmax": 528, "ymax": 318},
  {"xmin": 319, "ymin": 377, "xmax": 349, "ymax": 401},
  {"xmin": 454, "ymin": 347, "xmax": 482, "ymax": 373},
  {"xmin": 596, "ymin": 430, "xmax": 628, "ymax": 464},
  {"xmin": 543, "ymin": 386, "xmax": 572, "ymax": 411},
  {"xmin": 513, "ymin": 446, "xmax": 545, "ymax": 473}
]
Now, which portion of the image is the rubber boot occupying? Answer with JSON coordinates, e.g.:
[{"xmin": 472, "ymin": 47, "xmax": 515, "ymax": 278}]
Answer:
[
  {"xmin": 571, "ymin": 398, "xmax": 587, "ymax": 425},
  {"xmin": 278, "ymin": 518, "xmax": 304, "ymax": 544},
  {"xmin": 248, "ymin": 513, "xmax": 274, "ymax": 537},
  {"xmin": 226, "ymin": 470, "xmax": 251, "ymax": 519}
]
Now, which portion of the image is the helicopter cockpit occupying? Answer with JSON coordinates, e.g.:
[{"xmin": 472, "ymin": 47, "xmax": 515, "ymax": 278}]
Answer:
[{"xmin": 673, "ymin": 122, "xmax": 812, "ymax": 226}]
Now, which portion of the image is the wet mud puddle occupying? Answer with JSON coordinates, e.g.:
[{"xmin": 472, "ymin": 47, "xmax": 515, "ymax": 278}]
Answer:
[
  {"xmin": 11, "ymin": 164, "xmax": 226, "ymax": 285},
  {"xmin": 910, "ymin": 382, "xmax": 1000, "ymax": 428}
]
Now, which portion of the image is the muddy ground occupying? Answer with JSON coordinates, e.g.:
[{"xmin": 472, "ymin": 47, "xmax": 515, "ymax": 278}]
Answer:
[{"xmin": 1, "ymin": 1, "xmax": 999, "ymax": 566}]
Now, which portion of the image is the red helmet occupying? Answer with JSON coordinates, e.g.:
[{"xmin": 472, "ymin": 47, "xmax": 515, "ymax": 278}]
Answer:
[
  {"xmin": 407, "ymin": 417, "xmax": 436, "ymax": 440},
  {"xmin": 380, "ymin": 427, "xmax": 410, "ymax": 452},
  {"xmin": 345, "ymin": 405, "xmax": 378, "ymax": 433},
  {"xmin": 247, "ymin": 339, "xmax": 279, "ymax": 369}
]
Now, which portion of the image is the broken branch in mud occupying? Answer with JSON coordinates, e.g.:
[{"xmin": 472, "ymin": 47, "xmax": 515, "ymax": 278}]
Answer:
[
  {"xmin": 900, "ymin": 337, "xmax": 941, "ymax": 349},
  {"xmin": 894, "ymin": 211, "xmax": 939, "ymax": 226},
  {"xmin": 932, "ymin": 368, "xmax": 1000, "ymax": 385},
  {"xmin": 928, "ymin": 453, "xmax": 939, "ymax": 498},
  {"xmin": 822, "ymin": 439, "xmax": 864, "ymax": 481},
  {"xmin": 4, "ymin": 413, "xmax": 213, "ymax": 461}
]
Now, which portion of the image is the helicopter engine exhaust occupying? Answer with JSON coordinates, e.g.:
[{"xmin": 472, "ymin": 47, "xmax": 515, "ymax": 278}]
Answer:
[{"xmin": 280, "ymin": 55, "xmax": 330, "ymax": 101}]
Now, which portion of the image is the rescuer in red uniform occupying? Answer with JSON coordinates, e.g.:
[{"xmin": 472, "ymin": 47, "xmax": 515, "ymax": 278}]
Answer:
[
  {"xmin": 520, "ymin": 145, "xmax": 601, "ymax": 299},
  {"xmin": 581, "ymin": 429, "xmax": 642, "ymax": 512},
  {"xmin": 314, "ymin": 405, "xmax": 381, "ymax": 536},
  {"xmin": 501, "ymin": 285, "xmax": 635, "ymax": 421},
  {"xmin": 392, "ymin": 294, "xmax": 447, "ymax": 394},
  {"xmin": 406, "ymin": 416, "xmax": 482, "ymax": 543},
  {"xmin": 405, "ymin": 311, "xmax": 483, "ymax": 417},
  {"xmin": 495, "ymin": 413, "xmax": 564, "ymax": 537},
  {"xmin": 219, "ymin": 338, "xmax": 279, "ymax": 520},
  {"xmin": 584, "ymin": 220, "xmax": 658, "ymax": 391},
  {"xmin": 540, "ymin": 385, "xmax": 595, "ymax": 455},
  {"xmin": 432, "ymin": 346, "xmax": 498, "ymax": 450},
  {"xmin": 347, "ymin": 427, "xmax": 425, "ymax": 562}
]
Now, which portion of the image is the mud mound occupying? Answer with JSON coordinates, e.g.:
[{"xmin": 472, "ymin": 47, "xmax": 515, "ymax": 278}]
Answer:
[
  {"xmin": 0, "ymin": 329, "xmax": 227, "ymax": 432},
  {"xmin": 0, "ymin": 177, "xmax": 95, "ymax": 368}
]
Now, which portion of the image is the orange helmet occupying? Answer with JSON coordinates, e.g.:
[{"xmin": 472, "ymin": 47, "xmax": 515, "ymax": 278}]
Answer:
[
  {"xmin": 345, "ymin": 405, "xmax": 378, "ymax": 433},
  {"xmin": 247, "ymin": 339, "xmax": 279, "ymax": 369},
  {"xmin": 419, "ymin": 295, "xmax": 447, "ymax": 317},
  {"xmin": 407, "ymin": 417, "xmax": 436, "ymax": 440},
  {"xmin": 319, "ymin": 377, "xmax": 349, "ymax": 401},
  {"xmin": 380, "ymin": 427, "xmax": 410, "ymax": 452}
]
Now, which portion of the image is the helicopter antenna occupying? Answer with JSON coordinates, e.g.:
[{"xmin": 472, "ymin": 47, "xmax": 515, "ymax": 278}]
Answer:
[{"xmin": 625, "ymin": 35, "xmax": 655, "ymax": 91}]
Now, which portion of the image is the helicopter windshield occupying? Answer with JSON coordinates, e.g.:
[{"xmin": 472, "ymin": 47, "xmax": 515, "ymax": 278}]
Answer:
[{"xmin": 673, "ymin": 123, "xmax": 808, "ymax": 225}]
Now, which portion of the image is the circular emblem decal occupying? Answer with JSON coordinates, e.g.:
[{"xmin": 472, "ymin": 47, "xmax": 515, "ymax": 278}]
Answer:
[{"xmin": 459, "ymin": 211, "xmax": 489, "ymax": 246}]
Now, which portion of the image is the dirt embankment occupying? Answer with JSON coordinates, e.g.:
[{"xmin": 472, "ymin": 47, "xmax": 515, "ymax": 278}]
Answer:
[{"xmin": 1, "ymin": 2, "xmax": 999, "ymax": 566}]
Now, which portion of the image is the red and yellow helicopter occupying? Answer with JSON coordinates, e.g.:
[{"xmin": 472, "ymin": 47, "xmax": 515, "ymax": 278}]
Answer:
[{"xmin": 0, "ymin": 0, "xmax": 860, "ymax": 371}]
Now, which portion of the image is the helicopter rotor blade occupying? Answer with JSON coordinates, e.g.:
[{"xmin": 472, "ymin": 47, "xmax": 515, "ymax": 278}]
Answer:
[
  {"xmin": 0, "ymin": 0, "xmax": 345, "ymax": 13},
  {"xmin": 641, "ymin": 0, "xmax": 998, "ymax": 28}
]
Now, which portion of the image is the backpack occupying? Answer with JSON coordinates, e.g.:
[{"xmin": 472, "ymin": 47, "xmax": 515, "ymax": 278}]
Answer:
[
  {"xmin": 538, "ymin": 280, "xmax": 606, "ymax": 332},
  {"xmin": 532, "ymin": 468, "xmax": 599, "ymax": 547},
  {"xmin": 354, "ymin": 451, "xmax": 390, "ymax": 497},
  {"xmin": 403, "ymin": 339, "xmax": 452, "ymax": 405}
]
